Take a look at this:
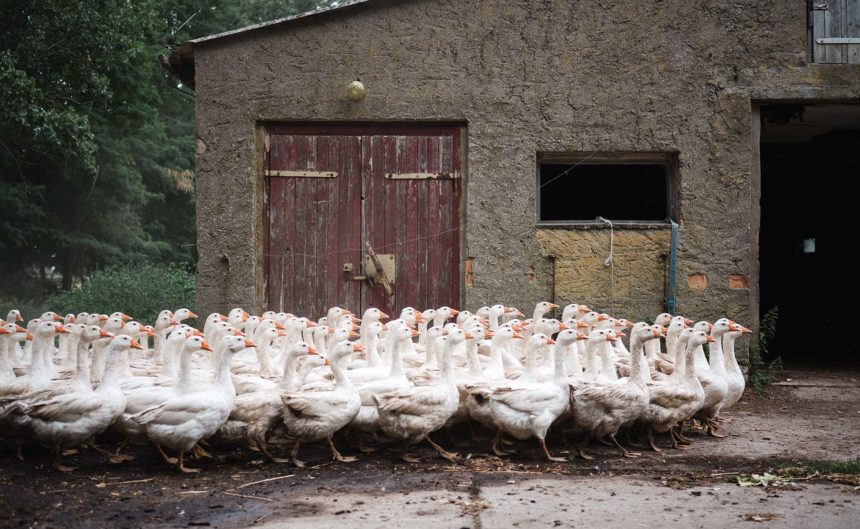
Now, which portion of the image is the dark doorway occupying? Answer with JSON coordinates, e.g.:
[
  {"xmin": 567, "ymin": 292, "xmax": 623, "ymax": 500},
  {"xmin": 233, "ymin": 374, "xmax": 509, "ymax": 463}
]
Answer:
[{"xmin": 759, "ymin": 104, "xmax": 860, "ymax": 365}]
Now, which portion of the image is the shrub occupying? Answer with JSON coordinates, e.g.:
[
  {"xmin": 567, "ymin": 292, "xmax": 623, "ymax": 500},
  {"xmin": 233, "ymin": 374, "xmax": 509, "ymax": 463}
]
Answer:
[
  {"xmin": 748, "ymin": 306, "xmax": 781, "ymax": 397},
  {"xmin": 42, "ymin": 263, "xmax": 196, "ymax": 325}
]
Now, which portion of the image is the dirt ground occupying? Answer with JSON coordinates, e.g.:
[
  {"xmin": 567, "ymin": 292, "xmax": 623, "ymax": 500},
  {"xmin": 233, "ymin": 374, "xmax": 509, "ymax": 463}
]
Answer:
[{"xmin": 1, "ymin": 368, "xmax": 857, "ymax": 529}]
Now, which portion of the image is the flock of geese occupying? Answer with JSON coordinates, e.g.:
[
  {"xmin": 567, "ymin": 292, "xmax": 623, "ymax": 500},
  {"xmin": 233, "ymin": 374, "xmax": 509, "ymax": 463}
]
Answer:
[{"xmin": 0, "ymin": 303, "xmax": 751, "ymax": 473}]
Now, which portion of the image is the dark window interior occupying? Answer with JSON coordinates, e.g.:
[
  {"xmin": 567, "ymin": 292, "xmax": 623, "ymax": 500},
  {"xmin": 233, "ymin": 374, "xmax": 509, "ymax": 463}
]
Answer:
[{"xmin": 538, "ymin": 163, "xmax": 668, "ymax": 222}]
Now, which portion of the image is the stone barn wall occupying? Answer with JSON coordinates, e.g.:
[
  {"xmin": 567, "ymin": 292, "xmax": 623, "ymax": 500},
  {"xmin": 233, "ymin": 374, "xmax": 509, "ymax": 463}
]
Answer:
[{"xmin": 192, "ymin": 0, "xmax": 860, "ymax": 364}]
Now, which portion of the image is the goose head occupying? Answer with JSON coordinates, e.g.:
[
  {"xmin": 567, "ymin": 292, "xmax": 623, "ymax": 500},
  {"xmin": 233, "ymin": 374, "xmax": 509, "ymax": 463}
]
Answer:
[
  {"xmin": 173, "ymin": 308, "xmax": 198, "ymax": 321},
  {"xmin": 6, "ymin": 309, "xmax": 23, "ymax": 322},
  {"xmin": 436, "ymin": 306, "xmax": 459, "ymax": 323},
  {"xmin": 39, "ymin": 311, "xmax": 63, "ymax": 322},
  {"xmin": 62, "ymin": 314, "xmax": 76, "ymax": 325},
  {"xmin": 654, "ymin": 313, "xmax": 673, "ymax": 326},
  {"xmin": 534, "ymin": 301, "xmax": 559, "ymax": 318},
  {"xmin": 727, "ymin": 321, "xmax": 753, "ymax": 338},
  {"xmin": 710, "ymin": 318, "xmax": 733, "ymax": 338},
  {"xmin": 182, "ymin": 335, "xmax": 213, "ymax": 354},
  {"xmin": 456, "ymin": 310, "xmax": 474, "ymax": 325},
  {"xmin": 421, "ymin": 309, "xmax": 437, "ymax": 325},
  {"xmin": 693, "ymin": 321, "xmax": 712, "ymax": 334},
  {"xmin": 555, "ymin": 328, "xmax": 584, "ymax": 347},
  {"xmin": 154, "ymin": 313, "xmax": 180, "ymax": 331},
  {"xmin": 81, "ymin": 325, "xmax": 113, "ymax": 345},
  {"xmin": 687, "ymin": 330, "xmax": 716, "ymax": 351},
  {"xmin": 75, "ymin": 312, "xmax": 90, "ymax": 323},
  {"xmin": 365, "ymin": 321, "xmax": 386, "ymax": 339},
  {"xmin": 667, "ymin": 320, "xmax": 687, "ymax": 339},
  {"xmin": 109, "ymin": 312, "xmax": 133, "ymax": 322},
  {"xmin": 288, "ymin": 341, "xmax": 318, "ymax": 359},
  {"xmin": 363, "ymin": 307, "xmax": 389, "ymax": 322},
  {"xmin": 328, "ymin": 341, "xmax": 362, "ymax": 364}
]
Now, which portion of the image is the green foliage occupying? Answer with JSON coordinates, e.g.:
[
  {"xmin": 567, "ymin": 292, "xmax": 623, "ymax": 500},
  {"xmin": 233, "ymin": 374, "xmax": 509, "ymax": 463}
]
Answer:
[
  {"xmin": 748, "ymin": 306, "xmax": 781, "ymax": 397},
  {"xmin": 0, "ymin": 0, "xmax": 334, "ymax": 299},
  {"xmin": 44, "ymin": 264, "xmax": 196, "ymax": 325},
  {"xmin": 783, "ymin": 459, "xmax": 860, "ymax": 476}
]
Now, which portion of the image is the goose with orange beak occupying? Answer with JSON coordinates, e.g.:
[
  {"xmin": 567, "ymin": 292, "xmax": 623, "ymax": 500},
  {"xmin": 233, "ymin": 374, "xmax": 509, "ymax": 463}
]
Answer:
[
  {"xmin": 20, "ymin": 335, "xmax": 139, "ymax": 472},
  {"xmin": 374, "ymin": 328, "xmax": 468, "ymax": 463},
  {"xmin": 132, "ymin": 335, "xmax": 252, "ymax": 473},
  {"xmin": 282, "ymin": 341, "xmax": 363, "ymax": 467}
]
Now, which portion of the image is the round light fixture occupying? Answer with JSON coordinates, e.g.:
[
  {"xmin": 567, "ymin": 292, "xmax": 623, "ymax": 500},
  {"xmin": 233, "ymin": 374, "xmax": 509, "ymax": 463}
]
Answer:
[{"xmin": 346, "ymin": 80, "xmax": 366, "ymax": 101}]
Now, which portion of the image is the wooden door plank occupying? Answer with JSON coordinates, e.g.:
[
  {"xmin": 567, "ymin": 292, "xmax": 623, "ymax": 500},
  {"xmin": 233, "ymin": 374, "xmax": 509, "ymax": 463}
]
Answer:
[{"xmin": 848, "ymin": 0, "xmax": 860, "ymax": 63}]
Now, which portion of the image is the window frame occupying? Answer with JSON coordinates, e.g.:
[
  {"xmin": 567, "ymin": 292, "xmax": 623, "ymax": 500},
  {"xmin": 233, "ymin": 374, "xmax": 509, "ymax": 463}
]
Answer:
[{"xmin": 535, "ymin": 151, "xmax": 680, "ymax": 229}]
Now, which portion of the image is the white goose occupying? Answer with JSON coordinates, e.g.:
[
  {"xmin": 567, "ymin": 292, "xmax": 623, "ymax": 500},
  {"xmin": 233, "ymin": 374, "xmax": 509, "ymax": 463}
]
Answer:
[
  {"xmin": 373, "ymin": 328, "xmax": 466, "ymax": 462},
  {"xmin": 281, "ymin": 341, "xmax": 362, "ymax": 467},
  {"xmin": 131, "ymin": 334, "xmax": 252, "ymax": 472}
]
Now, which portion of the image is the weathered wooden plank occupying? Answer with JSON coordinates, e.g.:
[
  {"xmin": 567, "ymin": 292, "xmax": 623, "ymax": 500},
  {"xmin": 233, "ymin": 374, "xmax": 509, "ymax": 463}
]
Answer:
[
  {"xmin": 825, "ymin": 0, "xmax": 846, "ymax": 63},
  {"xmin": 848, "ymin": 0, "xmax": 860, "ymax": 63},
  {"xmin": 346, "ymin": 135, "xmax": 363, "ymax": 314},
  {"xmin": 264, "ymin": 170, "xmax": 337, "ymax": 177},
  {"xmin": 404, "ymin": 136, "xmax": 420, "ymax": 310},
  {"xmin": 814, "ymin": 4, "xmax": 828, "ymax": 63},
  {"xmin": 426, "ymin": 137, "xmax": 441, "ymax": 310},
  {"xmin": 385, "ymin": 172, "xmax": 459, "ymax": 179},
  {"xmin": 414, "ymin": 136, "xmax": 430, "ymax": 309}
]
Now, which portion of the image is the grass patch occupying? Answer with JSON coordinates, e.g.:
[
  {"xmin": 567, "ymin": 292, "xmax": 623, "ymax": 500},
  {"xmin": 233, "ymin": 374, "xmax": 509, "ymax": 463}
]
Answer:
[
  {"xmin": 779, "ymin": 458, "xmax": 860, "ymax": 476},
  {"xmin": 748, "ymin": 306, "xmax": 782, "ymax": 397}
]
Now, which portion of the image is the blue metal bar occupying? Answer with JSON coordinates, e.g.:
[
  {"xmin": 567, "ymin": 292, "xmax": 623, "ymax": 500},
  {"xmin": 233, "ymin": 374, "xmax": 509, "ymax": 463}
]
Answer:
[{"xmin": 667, "ymin": 218, "xmax": 679, "ymax": 314}]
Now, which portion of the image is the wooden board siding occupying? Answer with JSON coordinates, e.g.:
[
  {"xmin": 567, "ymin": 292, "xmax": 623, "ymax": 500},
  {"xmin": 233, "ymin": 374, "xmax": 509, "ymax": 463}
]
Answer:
[
  {"xmin": 265, "ymin": 124, "xmax": 461, "ymax": 318},
  {"xmin": 812, "ymin": 0, "xmax": 860, "ymax": 64}
]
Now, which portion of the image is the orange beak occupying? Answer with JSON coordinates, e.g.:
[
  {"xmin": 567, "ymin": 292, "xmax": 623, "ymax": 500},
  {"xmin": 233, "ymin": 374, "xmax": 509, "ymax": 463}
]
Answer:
[
  {"xmin": 67, "ymin": 315, "xmax": 77, "ymax": 323},
  {"xmin": 15, "ymin": 313, "xmax": 23, "ymax": 322},
  {"xmin": 327, "ymin": 327, "xmax": 335, "ymax": 335},
  {"xmin": 169, "ymin": 318, "xmax": 180, "ymax": 326},
  {"xmin": 548, "ymin": 303, "xmax": 559, "ymax": 310},
  {"xmin": 576, "ymin": 321, "xmax": 589, "ymax": 329},
  {"xmin": 546, "ymin": 337, "xmax": 556, "ymax": 345},
  {"xmin": 52, "ymin": 314, "xmax": 63, "ymax": 321},
  {"xmin": 0, "ymin": 328, "xmax": 9, "ymax": 335},
  {"xmin": 277, "ymin": 330, "xmax": 287, "ymax": 337},
  {"xmin": 706, "ymin": 336, "xmax": 716, "ymax": 343},
  {"xmin": 307, "ymin": 346, "xmax": 318, "ymax": 355},
  {"xmin": 130, "ymin": 339, "xmax": 143, "ymax": 350},
  {"xmin": 244, "ymin": 339, "xmax": 256, "ymax": 348},
  {"xmin": 54, "ymin": 324, "xmax": 70, "ymax": 334},
  {"xmin": 352, "ymin": 343, "xmax": 365, "ymax": 352},
  {"xmin": 99, "ymin": 330, "xmax": 114, "ymax": 338},
  {"xmin": 200, "ymin": 341, "xmax": 213, "ymax": 352},
  {"xmin": 348, "ymin": 331, "xmax": 360, "ymax": 340},
  {"xmin": 685, "ymin": 318, "xmax": 694, "ymax": 325},
  {"xmin": 98, "ymin": 315, "xmax": 108, "ymax": 321},
  {"xmin": 232, "ymin": 329, "xmax": 244, "ymax": 336},
  {"xmin": 576, "ymin": 332, "xmax": 589, "ymax": 340},
  {"xmin": 379, "ymin": 312, "xmax": 390, "ymax": 319},
  {"xmin": 557, "ymin": 322, "xmax": 568, "ymax": 330},
  {"xmin": 414, "ymin": 313, "xmax": 426, "ymax": 323},
  {"xmin": 605, "ymin": 335, "xmax": 616, "ymax": 342},
  {"xmin": 616, "ymin": 332, "xmax": 626, "ymax": 338},
  {"xmin": 189, "ymin": 312, "xmax": 199, "ymax": 319},
  {"xmin": 512, "ymin": 331, "xmax": 524, "ymax": 339},
  {"xmin": 219, "ymin": 315, "xmax": 228, "ymax": 321},
  {"xmin": 450, "ymin": 309, "xmax": 460, "ymax": 316},
  {"xmin": 323, "ymin": 358, "xmax": 331, "ymax": 366},
  {"xmin": 306, "ymin": 321, "xmax": 317, "ymax": 328},
  {"xmin": 741, "ymin": 326, "xmax": 753, "ymax": 334},
  {"xmin": 597, "ymin": 314, "xmax": 609, "ymax": 322},
  {"xmin": 15, "ymin": 324, "xmax": 27, "ymax": 333},
  {"xmin": 192, "ymin": 329, "xmax": 203, "ymax": 337},
  {"xmin": 25, "ymin": 332, "xmax": 33, "ymax": 341},
  {"xmin": 484, "ymin": 330, "xmax": 494, "ymax": 338},
  {"xmin": 121, "ymin": 314, "xmax": 132, "ymax": 322},
  {"xmin": 652, "ymin": 329, "xmax": 663, "ymax": 338},
  {"xmin": 145, "ymin": 328, "xmax": 157, "ymax": 337},
  {"xmin": 410, "ymin": 329, "xmax": 420, "ymax": 338},
  {"xmin": 516, "ymin": 311, "xmax": 525, "ymax": 318},
  {"xmin": 579, "ymin": 305, "xmax": 590, "ymax": 313},
  {"xmin": 275, "ymin": 322, "xmax": 285, "ymax": 330},
  {"xmin": 504, "ymin": 307, "xmax": 516, "ymax": 313},
  {"xmin": 464, "ymin": 332, "xmax": 475, "ymax": 339}
]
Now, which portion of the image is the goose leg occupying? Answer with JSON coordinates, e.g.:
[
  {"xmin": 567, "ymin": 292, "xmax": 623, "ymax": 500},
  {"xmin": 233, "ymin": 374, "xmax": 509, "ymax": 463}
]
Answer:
[
  {"xmin": 426, "ymin": 436, "xmax": 459, "ymax": 462},
  {"xmin": 539, "ymin": 437, "xmax": 567, "ymax": 462},
  {"xmin": 646, "ymin": 428, "xmax": 663, "ymax": 453},
  {"xmin": 669, "ymin": 428, "xmax": 692, "ymax": 450},
  {"xmin": 468, "ymin": 419, "xmax": 489, "ymax": 442},
  {"xmin": 400, "ymin": 441, "xmax": 420, "ymax": 463},
  {"xmin": 446, "ymin": 426, "xmax": 468, "ymax": 448},
  {"xmin": 706, "ymin": 419, "xmax": 726, "ymax": 438},
  {"xmin": 193, "ymin": 443, "xmax": 214, "ymax": 459},
  {"xmin": 610, "ymin": 434, "xmax": 640, "ymax": 458},
  {"xmin": 577, "ymin": 434, "xmax": 594, "ymax": 460},
  {"xmin": 259, "ymin": 441, "xmax": 290, "ymax": 464},
  {"xmin": 291, "ymin": 440, "xmax": 306, "ymax": 468},
  {"xmin": 52, "ymin": 447, "xmax": 77, "ymax": 473},
  {"xmin": 491, "ymin": 431, "xmax": 513, "ymax": 457},
  {"xmin": 155, "ymin": 444, "xmax": 178, "ymax": 465},
  {"xmin": 177, "ymin": 451, "xmax": 200, "ymax": 473},
  {"xmin": 626, "ymin": 428, "xmax": 646, "ymax": 448},
  {"xmin": 328, "ymin": 438, "xmax": 358, "ymax": 463},
  {"xmin": 357, "ymin": 434, "xmax": 379, "ymax": 453},
  {"xmin": 90, "ymin": 441, "xmax": 133, "ymax": 463}
]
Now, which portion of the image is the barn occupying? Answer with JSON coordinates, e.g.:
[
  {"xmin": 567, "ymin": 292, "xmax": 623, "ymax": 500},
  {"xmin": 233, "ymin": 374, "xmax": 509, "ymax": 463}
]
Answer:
[{"xmin": 166, "ymin": 0, "xmax": 860, "ymax": 364}]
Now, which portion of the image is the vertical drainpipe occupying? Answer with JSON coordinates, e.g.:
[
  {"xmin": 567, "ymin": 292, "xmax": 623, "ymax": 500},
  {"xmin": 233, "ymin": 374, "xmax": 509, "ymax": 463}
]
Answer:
[{"xmin": 667, "ymin": 218, "xmax": 679, "ymax": 314}]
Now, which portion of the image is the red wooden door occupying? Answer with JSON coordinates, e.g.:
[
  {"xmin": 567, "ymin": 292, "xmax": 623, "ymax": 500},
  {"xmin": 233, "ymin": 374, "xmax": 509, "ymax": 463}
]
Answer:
[{"xmin": 265, "ymin": 124, "xmax": 461, "ymax": 318}]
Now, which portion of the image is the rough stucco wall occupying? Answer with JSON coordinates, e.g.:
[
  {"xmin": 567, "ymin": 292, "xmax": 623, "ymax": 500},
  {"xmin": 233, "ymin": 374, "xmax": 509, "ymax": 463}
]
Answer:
[
  {"xmin": 193, "ymin": 0, "xmax": 860, "ymax": 365},
  {"xmin": 536, "ymin": 229, "xmax": 672, "ymax": 322}
]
